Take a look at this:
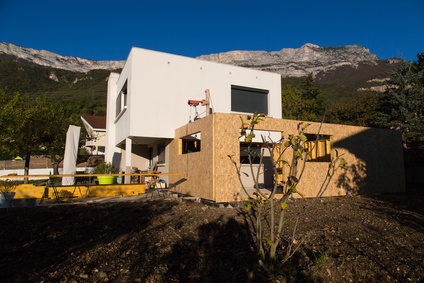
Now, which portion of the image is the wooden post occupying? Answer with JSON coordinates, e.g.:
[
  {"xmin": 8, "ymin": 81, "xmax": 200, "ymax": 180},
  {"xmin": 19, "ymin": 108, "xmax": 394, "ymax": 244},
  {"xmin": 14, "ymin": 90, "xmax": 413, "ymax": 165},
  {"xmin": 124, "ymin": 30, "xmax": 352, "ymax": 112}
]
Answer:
[{"xmin": 202, "ymin": 89, "xmax": 210, "ymax": 115}]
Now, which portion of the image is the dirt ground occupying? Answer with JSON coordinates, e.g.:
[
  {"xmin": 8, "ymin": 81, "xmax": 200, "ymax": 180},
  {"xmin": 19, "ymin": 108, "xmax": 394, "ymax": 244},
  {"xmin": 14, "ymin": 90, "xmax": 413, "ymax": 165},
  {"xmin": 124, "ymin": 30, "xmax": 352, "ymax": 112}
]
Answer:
[{"xmin": 1, "ymin": 192, "xmax": 423, "ymax": 282}]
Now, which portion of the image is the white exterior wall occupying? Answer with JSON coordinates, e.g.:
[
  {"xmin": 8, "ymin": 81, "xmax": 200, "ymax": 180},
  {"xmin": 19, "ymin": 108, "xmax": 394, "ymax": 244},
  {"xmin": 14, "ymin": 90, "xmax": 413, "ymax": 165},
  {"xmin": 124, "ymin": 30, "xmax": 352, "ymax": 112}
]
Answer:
[
  {"xmin": 105, "ymin": 73, "xmax": 120, "ymax": 163},
  {"xmin": 110, "ymin": 47, "xmax": 281, "ymax": 147},
  {"xmin": 106, "ymin": 47, "xmax": 282, "ymax": 176}
]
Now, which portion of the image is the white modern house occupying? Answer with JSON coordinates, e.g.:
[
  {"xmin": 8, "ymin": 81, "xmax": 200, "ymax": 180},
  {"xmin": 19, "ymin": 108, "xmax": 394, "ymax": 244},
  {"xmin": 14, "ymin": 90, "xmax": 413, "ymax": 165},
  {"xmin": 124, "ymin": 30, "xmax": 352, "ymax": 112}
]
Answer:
[
  {"xmin": 105, "ymin": 47, "xmax": 405, "ymax": 202},
  {"xmin": 105, "ymin": 47, "xmax": 282, "ymax": 184}
]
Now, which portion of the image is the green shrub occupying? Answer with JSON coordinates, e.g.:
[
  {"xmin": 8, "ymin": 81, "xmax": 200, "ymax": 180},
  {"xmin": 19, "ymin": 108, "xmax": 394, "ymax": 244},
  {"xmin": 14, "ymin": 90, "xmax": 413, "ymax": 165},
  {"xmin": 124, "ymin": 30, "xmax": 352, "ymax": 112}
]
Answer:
[
  {"xmin": 0, "ymin": 179, "xmax": 18, "ymax": 193},
  {"xmin": 93, "ymin": 162, "xmax": 120, "ymax": 174}
]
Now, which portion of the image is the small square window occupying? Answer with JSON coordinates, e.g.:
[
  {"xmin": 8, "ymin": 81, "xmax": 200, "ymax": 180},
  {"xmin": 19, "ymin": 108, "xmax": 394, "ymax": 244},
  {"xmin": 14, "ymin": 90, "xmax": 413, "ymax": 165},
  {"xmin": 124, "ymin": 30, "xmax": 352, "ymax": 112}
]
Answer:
[{"xmin": 180, "ymin": 132, "xmax": 201, "ymax": 154}]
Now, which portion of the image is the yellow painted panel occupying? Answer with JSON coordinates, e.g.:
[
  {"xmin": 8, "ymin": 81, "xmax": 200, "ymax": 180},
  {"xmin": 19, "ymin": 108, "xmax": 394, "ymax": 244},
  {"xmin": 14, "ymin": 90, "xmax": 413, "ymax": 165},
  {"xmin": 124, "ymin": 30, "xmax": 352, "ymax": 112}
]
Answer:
[{"xmin": 13, "ymin": 184, "xmax": 145, "ymax": 199}]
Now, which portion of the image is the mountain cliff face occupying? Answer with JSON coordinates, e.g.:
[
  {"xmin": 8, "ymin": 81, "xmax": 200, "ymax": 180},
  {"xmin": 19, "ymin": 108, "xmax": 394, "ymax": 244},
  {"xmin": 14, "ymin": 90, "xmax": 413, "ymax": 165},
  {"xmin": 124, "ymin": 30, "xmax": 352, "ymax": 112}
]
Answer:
[
  {"xmin": 0, "ymin": 42, "xmax": 125, "ymax": 73},
  {"xmin": 197, "ymin": 43, "xmax": 382, "ymax": 77},
  {"xmin": 1, "ymin": 42, "xmax": 398, "ymax": 80}
]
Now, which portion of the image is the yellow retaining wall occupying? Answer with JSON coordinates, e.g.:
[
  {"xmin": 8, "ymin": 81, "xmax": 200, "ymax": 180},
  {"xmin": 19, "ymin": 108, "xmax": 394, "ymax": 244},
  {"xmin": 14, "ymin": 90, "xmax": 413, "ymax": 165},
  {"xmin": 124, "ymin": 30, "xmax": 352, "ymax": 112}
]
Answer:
[
  {"xmin": 14, "ymin": 184, "xmax": 45, "ymax": 199},
  {"xmin": 14, "ymin": 184, "xmax": 146, "ymax": 199}
]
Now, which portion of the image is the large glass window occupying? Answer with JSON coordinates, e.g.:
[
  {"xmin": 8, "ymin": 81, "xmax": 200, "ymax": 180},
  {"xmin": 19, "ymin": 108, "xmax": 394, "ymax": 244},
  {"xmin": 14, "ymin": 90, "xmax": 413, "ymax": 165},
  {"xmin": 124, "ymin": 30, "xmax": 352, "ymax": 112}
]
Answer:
[{"xmin": 231, "ymin": 85, "xmax": 268, "ymax": 114}]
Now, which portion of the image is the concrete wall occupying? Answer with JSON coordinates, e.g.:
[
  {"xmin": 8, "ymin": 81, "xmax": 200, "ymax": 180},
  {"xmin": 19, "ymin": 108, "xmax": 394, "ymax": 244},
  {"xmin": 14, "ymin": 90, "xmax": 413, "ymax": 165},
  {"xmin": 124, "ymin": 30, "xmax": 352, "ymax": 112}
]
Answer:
[{"xmin": 170, "ymin": 113, "xmax": 406, "ymax": 202}]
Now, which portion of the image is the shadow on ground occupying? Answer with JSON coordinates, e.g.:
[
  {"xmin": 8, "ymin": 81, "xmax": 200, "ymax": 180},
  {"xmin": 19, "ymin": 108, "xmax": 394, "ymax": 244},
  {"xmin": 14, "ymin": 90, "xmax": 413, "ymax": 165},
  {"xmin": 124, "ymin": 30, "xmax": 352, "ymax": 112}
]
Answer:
[{"xmin": 0, "ymin": 200, "xmax": 267, "ymax": 282}]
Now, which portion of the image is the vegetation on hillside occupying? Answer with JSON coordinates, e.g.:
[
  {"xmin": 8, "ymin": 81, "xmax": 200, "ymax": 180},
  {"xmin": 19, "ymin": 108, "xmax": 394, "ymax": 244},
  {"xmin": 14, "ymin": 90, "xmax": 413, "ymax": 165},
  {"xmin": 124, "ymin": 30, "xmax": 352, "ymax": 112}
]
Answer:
[
  {"xmin": 1, "ymin": 51, "xmax": 423, "ymax": 150},
  {"xmin": 0, "ymin": 59, "xmax": 116, "ymax": 118},
  {"xmin": 281, "ymin": 52, "xmax": 424, "ymax": 145},
  {"xmin": 281, "ymin": 74, "xmax": 325, "ymax": 122}
]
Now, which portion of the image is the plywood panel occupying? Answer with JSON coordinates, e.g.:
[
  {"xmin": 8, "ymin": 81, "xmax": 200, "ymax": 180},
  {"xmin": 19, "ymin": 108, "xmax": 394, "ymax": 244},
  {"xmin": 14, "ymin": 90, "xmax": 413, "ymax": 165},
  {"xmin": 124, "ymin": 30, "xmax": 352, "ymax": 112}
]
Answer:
[
  {"xmin": 170, "ymin": 113, "xmax": 405, "ymax": 202},
  {"xmin": 169, "ymin": 115, "xmax": 215, "ymax": 200}
]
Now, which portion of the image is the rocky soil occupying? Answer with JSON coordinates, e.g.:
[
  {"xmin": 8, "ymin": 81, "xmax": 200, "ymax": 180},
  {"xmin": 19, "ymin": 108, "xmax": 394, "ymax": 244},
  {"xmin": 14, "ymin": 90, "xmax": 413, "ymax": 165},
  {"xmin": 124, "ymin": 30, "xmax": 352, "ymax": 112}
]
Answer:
[{"xmin": 1, "ymin": 193, "xmax": 423, "ymax": 282}]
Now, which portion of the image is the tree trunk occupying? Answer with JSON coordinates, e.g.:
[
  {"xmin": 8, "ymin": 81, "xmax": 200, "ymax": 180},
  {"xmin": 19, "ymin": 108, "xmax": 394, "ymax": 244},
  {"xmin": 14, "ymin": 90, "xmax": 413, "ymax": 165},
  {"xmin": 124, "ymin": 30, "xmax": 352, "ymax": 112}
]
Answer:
[
  {"xmin": 53, "ymin": 162, "xmax": 59, "ymax": 175},
  {"xmin": 24, "ymin": 152, "xmax": 31, "ymax": 184}
]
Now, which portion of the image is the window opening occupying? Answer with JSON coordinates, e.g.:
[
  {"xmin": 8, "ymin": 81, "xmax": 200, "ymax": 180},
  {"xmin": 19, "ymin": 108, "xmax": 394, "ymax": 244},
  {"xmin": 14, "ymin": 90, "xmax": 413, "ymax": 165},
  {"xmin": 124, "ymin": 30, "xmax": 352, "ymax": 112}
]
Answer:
[
  {"xmin": 116, "ymin": 93, "xmax": 121, "ymax": 117},
  {"xmin": 240, "ymin": 142, "xmax": 262, "ymax": 164},
  {"xmin": 158, "ymin": 143, "xmax": 166, "ymax": 163},
  {"xmin": 304, "ymin": 134, "xmax": 332, "ymax": 162},
  {"xmin": 180, "ymin": 132, "xmax": 201, "ymax": 154},
  {"xmin": 116, "ymin": 80, "xmax": 128, "ymax": 118}
]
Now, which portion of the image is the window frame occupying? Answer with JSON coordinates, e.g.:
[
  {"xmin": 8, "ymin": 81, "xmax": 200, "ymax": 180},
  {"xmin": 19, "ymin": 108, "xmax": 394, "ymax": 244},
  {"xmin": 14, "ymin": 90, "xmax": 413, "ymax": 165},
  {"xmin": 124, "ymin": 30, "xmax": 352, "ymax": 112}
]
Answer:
[
  {"xmin": 304, "ymin": 134, "xmax": 332, "ymax": 162},
  {"xmin": 179, "ymin": 132, "xmax": 201, "ymax": 155},
  {"xmin": 115, "ymin": 80, "xmax": 128, "ymax": 120}
]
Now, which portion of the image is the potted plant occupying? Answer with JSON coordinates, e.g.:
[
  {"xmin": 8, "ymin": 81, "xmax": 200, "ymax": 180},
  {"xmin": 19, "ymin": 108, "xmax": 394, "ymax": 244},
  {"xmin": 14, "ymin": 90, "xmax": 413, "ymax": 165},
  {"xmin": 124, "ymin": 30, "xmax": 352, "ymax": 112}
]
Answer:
[
  {"xmin": 93, "ymin": 162, "xmax": 120, "ymax": 185},
  {"xmin": 0, "ymin": 179, "xmax": 18, "ymax": 209}
]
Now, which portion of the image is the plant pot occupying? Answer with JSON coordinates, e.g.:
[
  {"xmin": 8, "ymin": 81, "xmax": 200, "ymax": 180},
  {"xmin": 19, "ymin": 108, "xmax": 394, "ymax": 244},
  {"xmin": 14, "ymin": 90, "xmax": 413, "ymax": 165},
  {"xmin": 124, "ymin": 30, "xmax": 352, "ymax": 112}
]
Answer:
[
  {"xmin": 0, "ymin": 192, "xmax": 16, "ymax": 208},
  {"xmin": 97, "ymin": 175, "xmax": 115, "ymax": 185}
]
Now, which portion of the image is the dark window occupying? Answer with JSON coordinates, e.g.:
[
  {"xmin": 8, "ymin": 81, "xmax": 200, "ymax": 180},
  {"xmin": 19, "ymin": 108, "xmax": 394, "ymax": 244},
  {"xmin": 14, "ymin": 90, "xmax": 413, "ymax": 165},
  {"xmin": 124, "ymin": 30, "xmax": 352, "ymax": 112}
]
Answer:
[
  {"xmin": 158, "ymin": 144, "xmax": 166, "ymax": 163},
  {"xmin": 231, "ymin": 85, "xmax": 268, "ymax": 114},
  {"xmin": 180, "ymin": 133, "xmax": 201, "ymax": 154},
  {"xmin": 240, "ymin": 142, "xmax": 262, "ymax": 164}
]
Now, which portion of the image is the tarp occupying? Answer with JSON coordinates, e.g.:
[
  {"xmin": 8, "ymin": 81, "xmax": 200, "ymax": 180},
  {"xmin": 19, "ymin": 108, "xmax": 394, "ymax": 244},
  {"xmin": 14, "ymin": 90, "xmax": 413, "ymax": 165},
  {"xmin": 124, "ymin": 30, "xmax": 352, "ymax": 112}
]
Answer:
[{"xmin": 62, "ymin": 125, "xmax": 81, "ymax": 186}]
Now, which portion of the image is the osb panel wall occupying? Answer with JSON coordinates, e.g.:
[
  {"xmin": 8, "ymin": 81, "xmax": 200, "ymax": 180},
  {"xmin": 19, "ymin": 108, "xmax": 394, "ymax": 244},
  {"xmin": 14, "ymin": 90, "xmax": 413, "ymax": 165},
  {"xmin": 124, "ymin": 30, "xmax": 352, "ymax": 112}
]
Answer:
[
  {"xmin": 213, "ymin": 114, "xmax": 244, "ymax": 202},
  {"xmin": 170, "ymin": 113, "xmax": 405, "ymax": 202},
  {"xmin": 213, "ymin": 113, "xmax": 405, "ymax": 201},
  {"xmin": 169, "ymin": 115, "xmax": 215, "ymax": 200}
]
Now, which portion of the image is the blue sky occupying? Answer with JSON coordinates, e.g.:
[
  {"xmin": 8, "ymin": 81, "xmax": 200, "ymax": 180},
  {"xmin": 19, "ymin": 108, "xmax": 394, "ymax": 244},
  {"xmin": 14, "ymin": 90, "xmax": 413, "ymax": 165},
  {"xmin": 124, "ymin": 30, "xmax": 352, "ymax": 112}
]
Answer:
[{"xmin": 1, "ymin": 0, "xmax": 423, "ymax": 61}]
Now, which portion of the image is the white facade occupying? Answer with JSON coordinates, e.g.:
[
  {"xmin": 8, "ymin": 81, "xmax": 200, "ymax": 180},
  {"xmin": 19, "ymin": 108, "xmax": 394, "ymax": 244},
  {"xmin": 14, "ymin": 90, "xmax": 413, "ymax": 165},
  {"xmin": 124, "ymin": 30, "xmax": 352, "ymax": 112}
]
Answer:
[{"xmin": 105, "ymin": 47, "xmax": 282, "ymax": 182}]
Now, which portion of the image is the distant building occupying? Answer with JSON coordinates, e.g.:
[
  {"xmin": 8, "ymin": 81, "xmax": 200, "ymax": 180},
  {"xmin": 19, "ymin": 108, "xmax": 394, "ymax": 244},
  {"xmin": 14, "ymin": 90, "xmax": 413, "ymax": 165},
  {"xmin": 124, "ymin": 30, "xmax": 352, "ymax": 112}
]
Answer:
[{"xmin": 81, "ymin": 115, "xmax": 106, "ymax": 155}]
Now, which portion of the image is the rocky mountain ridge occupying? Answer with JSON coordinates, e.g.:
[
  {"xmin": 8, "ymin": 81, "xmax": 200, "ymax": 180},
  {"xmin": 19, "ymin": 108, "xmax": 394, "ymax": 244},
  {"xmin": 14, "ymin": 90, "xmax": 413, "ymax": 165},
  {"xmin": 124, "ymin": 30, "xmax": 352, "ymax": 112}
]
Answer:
[
  {"xmin": 1, "ymin": 42, "xmax": 400, "ymax": 78},
  {"xmin": 197, "ymin": 43, "xmax": 390, "ymax": 77},
  {"xmin": 0, "ymin": 42, "xmax": 125, "ymax": 73}
]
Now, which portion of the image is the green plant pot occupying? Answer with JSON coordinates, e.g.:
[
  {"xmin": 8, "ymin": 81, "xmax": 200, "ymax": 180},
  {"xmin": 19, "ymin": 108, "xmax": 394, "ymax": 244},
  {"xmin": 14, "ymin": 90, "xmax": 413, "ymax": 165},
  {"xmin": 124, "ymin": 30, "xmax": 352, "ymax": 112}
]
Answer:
[{"xmin": 97, "ymin": 176, "xmax": 115, "ymax": 185}]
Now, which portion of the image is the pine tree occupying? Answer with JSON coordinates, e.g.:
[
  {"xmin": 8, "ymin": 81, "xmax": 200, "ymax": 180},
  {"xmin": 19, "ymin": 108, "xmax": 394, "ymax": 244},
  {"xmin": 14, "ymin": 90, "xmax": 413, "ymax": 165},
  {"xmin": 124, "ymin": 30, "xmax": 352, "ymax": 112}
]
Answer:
[
  {"xmin": 375, "ymin": 60, "xmax": 424, "ymax": 147},
  {"xmin": 281, "ymin": 74, "xmax": 326, "ymax": 122},
  {"xmin": 412, "ymin": 51, "xmax": 424, "ymax": 87}
]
